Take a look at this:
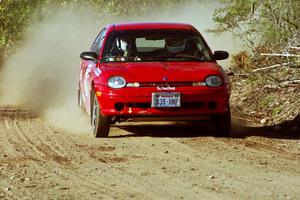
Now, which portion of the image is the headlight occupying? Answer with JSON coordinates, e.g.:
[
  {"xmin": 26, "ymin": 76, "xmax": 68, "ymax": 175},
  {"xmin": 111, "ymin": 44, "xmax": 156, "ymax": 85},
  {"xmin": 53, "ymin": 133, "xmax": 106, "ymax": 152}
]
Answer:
[
  {"xmin": 108, "ymin": 76, "xmax": 126, "ymax": 89},
  {"xmin": 205, "ymin": 75, "xmax": 222, "ymax": 87}
]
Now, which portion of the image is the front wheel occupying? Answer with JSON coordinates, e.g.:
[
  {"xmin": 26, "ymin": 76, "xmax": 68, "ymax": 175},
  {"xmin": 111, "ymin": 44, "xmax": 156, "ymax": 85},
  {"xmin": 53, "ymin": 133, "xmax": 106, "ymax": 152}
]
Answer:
[
  {"xmin": 212, "ymin": 108, "xmax": 231, "ymax": 137},
  {"xmin": 91, "ymin": 92, "xmax": 110, "ymax": 137}
]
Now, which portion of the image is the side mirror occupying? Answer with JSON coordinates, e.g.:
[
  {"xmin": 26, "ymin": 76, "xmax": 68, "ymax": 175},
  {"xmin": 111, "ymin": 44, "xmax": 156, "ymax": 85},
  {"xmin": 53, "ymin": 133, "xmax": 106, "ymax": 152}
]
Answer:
[
  {"xmin": 213, "ymin": 51, "xmax": 229, "ymax": 60},
  {"xmin": 80, "ymin": 51, "xmax": 98, "ymax": 61}
]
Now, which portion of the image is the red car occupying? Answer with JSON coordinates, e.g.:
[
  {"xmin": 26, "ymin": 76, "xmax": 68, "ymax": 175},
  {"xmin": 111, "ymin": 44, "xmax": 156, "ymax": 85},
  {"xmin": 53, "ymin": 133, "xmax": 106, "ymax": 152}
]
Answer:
[{"xmin": 78, "ymin": 22, "xmax": 231, "ymax": 137}]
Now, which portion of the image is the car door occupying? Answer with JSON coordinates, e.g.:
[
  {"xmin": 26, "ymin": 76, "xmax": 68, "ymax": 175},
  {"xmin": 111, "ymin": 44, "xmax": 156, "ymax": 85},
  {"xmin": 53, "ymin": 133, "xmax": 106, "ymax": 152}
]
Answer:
[{"xmin": 80, "ymin": 28, "xmax": 106, "ymax": 113}]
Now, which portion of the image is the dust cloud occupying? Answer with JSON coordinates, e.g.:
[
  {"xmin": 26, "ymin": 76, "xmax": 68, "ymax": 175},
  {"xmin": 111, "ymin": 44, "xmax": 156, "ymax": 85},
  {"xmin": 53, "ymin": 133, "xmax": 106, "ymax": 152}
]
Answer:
[
  {"xmin": 0, "ymin": 1, "xmax": 241, "ymax": 134},
  {"xmin": 0, "ymin": 9, "xmax": 99, "ymax": 133}
]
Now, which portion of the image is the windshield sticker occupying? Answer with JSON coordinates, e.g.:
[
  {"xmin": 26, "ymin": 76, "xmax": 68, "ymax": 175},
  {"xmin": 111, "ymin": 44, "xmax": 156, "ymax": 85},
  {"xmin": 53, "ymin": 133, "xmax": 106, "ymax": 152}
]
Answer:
[{"xmin": 87, "ymin": 64, "xmax": 93, "ymax": 72}]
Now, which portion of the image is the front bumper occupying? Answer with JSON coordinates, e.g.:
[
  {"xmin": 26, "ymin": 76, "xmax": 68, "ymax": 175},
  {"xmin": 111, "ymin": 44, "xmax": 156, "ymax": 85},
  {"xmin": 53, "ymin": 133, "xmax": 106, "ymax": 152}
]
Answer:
[{"xmin": 94, "ymin": 85, "xmax": 230, "ymax": 118}]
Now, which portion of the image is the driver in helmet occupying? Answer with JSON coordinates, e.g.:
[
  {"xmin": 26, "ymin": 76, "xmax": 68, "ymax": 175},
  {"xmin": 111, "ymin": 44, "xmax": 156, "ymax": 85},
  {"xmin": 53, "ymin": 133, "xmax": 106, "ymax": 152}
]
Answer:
[
  {"xmin": 110, "ymin": 37, "xmax": 136, "ymax": 57},
  {"xmin": 119, "ymin": 38, "xmax": 136, "ymax": 57},
  {"xmin": 165, "ymin": 37, "xmax": 186, "ymax": 54},
  {"xmin": 165, "ymin": 37, "xmax": 201, "ymax": 57}
]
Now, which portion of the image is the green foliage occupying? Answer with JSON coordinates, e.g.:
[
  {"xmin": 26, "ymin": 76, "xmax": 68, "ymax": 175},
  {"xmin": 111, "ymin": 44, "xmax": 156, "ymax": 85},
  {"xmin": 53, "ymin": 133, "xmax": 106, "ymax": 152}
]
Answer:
[
  {"xmin": 212, "ymin": 0, "xmax": 300, "ymax": 53},
  {"xmin": 261, "ymin": 94, "xmax": 276, "ymax": 107},
  {"xmin": 0, "ymin": 0, "xmax": 40, "ymax": 54},
  {"xmin": 272, "ymin": 106, "xmax": 282, "ymax": 116}
]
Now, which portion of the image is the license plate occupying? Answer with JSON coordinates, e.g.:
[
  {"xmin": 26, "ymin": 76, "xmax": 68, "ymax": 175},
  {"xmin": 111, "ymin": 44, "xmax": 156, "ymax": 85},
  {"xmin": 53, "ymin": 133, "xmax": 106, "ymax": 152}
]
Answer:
[{"xmin": 151, "ymin": 92, "xmax": 180, "ymax": 108}]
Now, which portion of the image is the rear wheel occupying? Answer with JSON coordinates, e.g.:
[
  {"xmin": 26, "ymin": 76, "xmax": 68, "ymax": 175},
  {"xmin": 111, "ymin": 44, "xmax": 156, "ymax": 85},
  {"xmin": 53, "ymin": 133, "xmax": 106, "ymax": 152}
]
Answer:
[
  {"xmin": 91, "ymin": 91, "xmax": 110, "ymax": 137},
  {"xmin": 212, "ymin": 108, "xmax": 231, "ymax": 137}
]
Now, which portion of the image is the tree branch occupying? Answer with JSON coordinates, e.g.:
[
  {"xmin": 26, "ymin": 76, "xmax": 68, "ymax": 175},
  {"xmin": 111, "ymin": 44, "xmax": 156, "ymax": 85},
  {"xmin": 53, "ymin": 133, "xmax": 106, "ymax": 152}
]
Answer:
[
  {"xmin": 252, "ymin": 62, "xmax": 299, "ymax": 72},
  {"xmin": 260, "ymin": 53, "xmax": 300, "ymax": 57},
  {"xmin": 282, "ymin": 17, "xmax": 299, "ymax": 29},
  {"xmin": 280, "ymin": 80, "xmax": 300, "ymax": 86}
]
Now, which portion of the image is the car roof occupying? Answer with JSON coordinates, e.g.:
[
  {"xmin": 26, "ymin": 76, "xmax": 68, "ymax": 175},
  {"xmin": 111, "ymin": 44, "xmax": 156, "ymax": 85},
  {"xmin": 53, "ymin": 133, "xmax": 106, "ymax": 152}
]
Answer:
[{"xmin": 105, "ymin": 22, "xmax": 198, "ymax": 33}]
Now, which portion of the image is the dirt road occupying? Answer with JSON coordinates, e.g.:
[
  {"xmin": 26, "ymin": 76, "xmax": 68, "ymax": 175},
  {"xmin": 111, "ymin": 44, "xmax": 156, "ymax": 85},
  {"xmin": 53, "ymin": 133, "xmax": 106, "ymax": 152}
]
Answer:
[{"xmin": 0, "ymin": 106, "xmax": 299, "ymax": 200}]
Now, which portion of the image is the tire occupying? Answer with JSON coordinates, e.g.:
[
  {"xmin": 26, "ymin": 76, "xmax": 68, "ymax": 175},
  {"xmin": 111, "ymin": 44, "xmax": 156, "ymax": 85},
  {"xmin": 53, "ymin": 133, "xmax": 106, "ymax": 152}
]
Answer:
[
  {"xmin": 91, "ymin": 91, "xmax": 110, "ymax": 137},
  {"xmin": 212, "ymin": 108, "xmax": 231, "ymax": 137}
]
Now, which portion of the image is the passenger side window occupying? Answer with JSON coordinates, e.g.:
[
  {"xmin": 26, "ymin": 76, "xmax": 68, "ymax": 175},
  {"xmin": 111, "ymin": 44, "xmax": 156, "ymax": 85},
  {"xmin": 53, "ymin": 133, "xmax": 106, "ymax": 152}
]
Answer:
[{"xmin": 91, "ymin": 29, "xmax": 106, "ymax": 55}]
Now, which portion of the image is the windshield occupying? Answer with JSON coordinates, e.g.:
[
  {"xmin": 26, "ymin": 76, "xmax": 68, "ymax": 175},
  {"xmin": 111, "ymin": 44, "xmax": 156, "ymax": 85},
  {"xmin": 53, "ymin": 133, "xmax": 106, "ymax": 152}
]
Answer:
[{"xmin": 101, "ymin": 30, "xmax": 212, "ymax": 63}]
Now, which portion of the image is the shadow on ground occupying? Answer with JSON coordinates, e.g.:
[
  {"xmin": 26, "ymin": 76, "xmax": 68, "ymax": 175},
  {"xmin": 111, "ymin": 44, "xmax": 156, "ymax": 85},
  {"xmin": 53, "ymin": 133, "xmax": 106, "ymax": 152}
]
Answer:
[
  {"xmin": 111, "ymin": 114, "xmax": 300, "ymax": 139},
  {"xmin": 237, "ymin": 114, "xmax": 300, "ymax": 139},
  {"xmin": 1, "ymin": 105, "xmax": 298, "ymax": 140}
]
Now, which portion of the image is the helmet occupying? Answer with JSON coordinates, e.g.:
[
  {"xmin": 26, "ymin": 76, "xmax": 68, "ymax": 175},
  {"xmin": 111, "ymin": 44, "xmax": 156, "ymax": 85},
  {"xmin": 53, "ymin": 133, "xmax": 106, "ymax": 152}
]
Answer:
[
  {"xmin": 165, "ymin": 37, "xmax": 186, "ymax": 53},
  {"xmin": 120, "ymin": 39, "xmax": 128, "ymax": 52}
]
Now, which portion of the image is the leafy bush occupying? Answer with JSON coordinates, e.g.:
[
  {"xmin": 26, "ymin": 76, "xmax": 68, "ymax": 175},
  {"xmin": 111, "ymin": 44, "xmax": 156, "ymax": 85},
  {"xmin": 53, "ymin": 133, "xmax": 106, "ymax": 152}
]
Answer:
[
  {"xmin": 0, "ymin": 0, "xmax": 40, "ymax": 54},
  {"xmin": 211, "ymin": 0, "xmax": 300, "ymax": 54}
]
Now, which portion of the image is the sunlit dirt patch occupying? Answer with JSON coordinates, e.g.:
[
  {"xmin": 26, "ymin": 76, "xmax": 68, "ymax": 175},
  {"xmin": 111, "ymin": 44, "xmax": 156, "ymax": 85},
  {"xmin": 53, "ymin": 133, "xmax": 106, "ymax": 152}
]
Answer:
[
  {"xmin": 73, "ymin": 144, "xmax": 116, "ymax": 152},
  {"xmin": 0, "ymin": 156, "xmax": 39, "ymax": 167},
  {"xmin": 90, "ymin": 152, "xmax": 128, "ymax": 163}
]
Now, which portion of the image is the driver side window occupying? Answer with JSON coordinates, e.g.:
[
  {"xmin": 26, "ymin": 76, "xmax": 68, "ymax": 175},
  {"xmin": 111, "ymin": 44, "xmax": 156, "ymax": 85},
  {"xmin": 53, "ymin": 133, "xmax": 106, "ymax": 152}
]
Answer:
[{"xmin": 91, "ymin": 29, "xmax": 106, "ymax": 54}]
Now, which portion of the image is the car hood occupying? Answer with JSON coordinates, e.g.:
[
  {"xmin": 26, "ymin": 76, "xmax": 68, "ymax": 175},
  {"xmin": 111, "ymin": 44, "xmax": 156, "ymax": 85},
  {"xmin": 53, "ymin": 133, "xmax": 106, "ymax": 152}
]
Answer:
[{"xmin": 100, "ymin": 62, "xmax": 223, "ymax": 82}]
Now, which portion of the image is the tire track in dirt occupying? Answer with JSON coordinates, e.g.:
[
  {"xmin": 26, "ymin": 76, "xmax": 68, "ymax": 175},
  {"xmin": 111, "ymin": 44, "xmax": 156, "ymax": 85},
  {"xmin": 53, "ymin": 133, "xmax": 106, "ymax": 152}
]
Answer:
[
  {"xmin": 39, "ymin": 124, "xmax": 155, "ymax": 199},
  {"xmin": 3, "ymin": 112, "xmax": 116, "ymax": 199},
  {"xmin": 44, "ymin": 124, "xmax": 75, "ymax": 157},
  {"xmin": 40, "ymin": 123, "xmax": 216, "ymax": 199},
  {"xmin": 3, "ymin": 108, "xmax": 220, "ymax": 199},
  {"xmin": 8, "ymin": 111, "xmax": 153, "ymax": 199},
  {"xmin": 21, "ymin": 117, "xmax": 70, "ymax": 162},
  {"xmin": 0, "ymin": 110, "xmax": 39, "ymax": 200},
  {"xmin": 15, "ymin": 132, "xmax": 113, "ymax": 198},
  {"xmin": 1, "ymin": 107, "xmax": 300, "ymax": 199},
  {"xmin": 0, "ymin": 117, "xmax": 11, "ymax": 153},
  {"xmin": 0, "ymin": 111, "xmax": 34, "ymax": 161}
]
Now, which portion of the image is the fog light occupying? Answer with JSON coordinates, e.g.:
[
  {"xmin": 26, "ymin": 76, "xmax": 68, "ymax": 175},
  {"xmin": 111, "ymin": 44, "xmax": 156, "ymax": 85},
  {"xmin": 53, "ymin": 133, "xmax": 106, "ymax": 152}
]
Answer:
[
  {"xmin": 192, "ymin": 82, "xmax": 206, "ymax": 86},
  {"xmin": 127, "ymin": 82, "xmax": 140, "ymax": 87}
]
